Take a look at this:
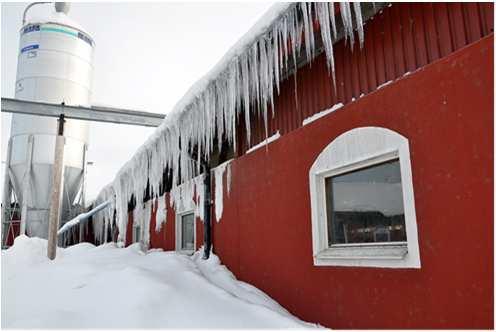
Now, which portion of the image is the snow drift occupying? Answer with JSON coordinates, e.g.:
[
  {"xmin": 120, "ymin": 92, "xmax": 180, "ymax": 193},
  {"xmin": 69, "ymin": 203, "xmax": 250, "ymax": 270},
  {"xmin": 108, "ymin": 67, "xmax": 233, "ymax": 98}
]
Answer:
[{"xmin": 1, "ymin": 236, "xmax": 316, "ymax": 329}]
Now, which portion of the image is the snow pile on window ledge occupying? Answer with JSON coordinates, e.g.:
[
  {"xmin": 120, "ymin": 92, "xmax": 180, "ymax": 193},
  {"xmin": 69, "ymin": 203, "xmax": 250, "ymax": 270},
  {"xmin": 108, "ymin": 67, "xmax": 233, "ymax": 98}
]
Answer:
[{"xmin": 1, "ymin": 236, "xmax": 317, "ymax": 329}]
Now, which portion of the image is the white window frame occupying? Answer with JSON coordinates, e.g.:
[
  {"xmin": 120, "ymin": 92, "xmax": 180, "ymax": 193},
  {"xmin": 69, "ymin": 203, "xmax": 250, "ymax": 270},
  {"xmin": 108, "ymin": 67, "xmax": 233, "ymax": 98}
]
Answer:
[
  {"xmin": 175, "ymin": 210, "xmax": 196, "ymax": 255},
  {"xmin": 309, "ymin": 127, "xmax": 421, "ymax": 268}
]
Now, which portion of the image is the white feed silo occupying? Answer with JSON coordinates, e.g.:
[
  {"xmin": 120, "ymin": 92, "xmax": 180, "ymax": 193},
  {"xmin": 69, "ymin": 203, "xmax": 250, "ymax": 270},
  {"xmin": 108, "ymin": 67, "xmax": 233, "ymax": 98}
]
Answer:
[{"xmin": 3, "ymin": 2, "xmax": 94, "ymax": 239}]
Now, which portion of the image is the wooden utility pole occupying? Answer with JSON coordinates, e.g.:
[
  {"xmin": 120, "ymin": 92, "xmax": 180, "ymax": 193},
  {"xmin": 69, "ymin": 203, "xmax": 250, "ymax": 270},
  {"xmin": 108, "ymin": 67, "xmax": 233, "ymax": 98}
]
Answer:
[{"xmin": 47, "ymin": 114, "xmax": 66, "ymax": 260}]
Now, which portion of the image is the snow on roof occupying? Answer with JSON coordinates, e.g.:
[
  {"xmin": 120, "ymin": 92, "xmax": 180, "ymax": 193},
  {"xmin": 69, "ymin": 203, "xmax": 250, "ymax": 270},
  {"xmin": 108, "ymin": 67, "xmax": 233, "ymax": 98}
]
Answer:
[{"xmin": 93, "ymin": 2, "xmax": 370, "ymax": 245}]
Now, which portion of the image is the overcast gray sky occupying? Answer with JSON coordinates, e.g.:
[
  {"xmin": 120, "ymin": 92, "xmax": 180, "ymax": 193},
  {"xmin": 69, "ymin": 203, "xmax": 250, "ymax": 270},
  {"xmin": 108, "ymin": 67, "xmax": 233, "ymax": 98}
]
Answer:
[{"xmin": 1, "ymin": 2, "xmax": 273, "ymax": 201}]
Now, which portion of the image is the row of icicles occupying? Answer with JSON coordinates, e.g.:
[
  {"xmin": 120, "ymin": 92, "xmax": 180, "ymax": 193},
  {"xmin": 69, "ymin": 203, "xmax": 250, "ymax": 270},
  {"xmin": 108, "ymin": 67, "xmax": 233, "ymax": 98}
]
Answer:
[{"xmin": 92, "ymin": 2, "xmax": 369, "ymax": 245}]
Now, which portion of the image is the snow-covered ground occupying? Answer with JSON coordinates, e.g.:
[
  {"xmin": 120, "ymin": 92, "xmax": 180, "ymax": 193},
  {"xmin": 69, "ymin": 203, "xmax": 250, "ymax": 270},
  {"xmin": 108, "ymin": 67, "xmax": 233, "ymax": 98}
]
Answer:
[{"xmin": 1, "ymin": 236, "xmax": 316, "ymax": 329}]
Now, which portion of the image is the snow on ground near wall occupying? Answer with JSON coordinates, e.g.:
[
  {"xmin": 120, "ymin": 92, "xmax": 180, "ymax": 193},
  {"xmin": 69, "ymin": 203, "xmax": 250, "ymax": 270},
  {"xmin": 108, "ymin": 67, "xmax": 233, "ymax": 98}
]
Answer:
[{"xmin": 1, "ymin": 236, "xmax": 317, "ymax": 329}]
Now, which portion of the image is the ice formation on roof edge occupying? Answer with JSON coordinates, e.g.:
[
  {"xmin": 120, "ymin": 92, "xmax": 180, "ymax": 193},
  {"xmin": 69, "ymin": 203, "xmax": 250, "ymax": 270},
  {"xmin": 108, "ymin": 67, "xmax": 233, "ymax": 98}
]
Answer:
[
  {"xmin": 155, "ymin": 195, "xmax": 167, "ymax": 232},
  {"xmin": 93, "ymin": 2, "xmax": 368, "ymax": 244},
  {"xmin": 214, "ymin": 161, "xmax": 230, "ymax": 222}
]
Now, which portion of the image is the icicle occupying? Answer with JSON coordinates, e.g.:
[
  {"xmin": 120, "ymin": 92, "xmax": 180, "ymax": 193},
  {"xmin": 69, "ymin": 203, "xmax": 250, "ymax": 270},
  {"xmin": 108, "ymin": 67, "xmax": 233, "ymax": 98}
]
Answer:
[
  {"xmin": 194, "ymin": 174, "xmax": 205, "ymax": 221},
  {"xmin": 316, "ymin": 2, "xmax": 336, "ymax": 87},
  {"xmin": 306, "ymin": 3, "xmax": 315, "ymax": 60},
  {"xmin": 155, "ymin": 195, "xmax": 167, "ymax": 232},
  {"xmin": 289, "ymin": 9, "xmax": 298, "ymax": 71},
  {"xmin": 353, "ymin": 2, "xmax": 365, "ymax": 49},
  {"xmin": 93, "ymin": 3, "xmax": 371, "ymax": 241},
  {"xmin": 281, "ymin": 16, "xmax": 289, "ymax": 71},
  {"xmin": 226, "ymin": 163, "xmax": 232, "ymax": 197},
  {"xmin": 266, "ymin": 35, "xmax": 275, "ymax": 119},
  {"xmin": 339, "ymin": 2, "xmax": 355, "ymax": 50},
  {"xmin": 250, "ymin": 43, "xmax": 260, "ymax": 118},
  {"xmin": 170, "ymin": 179, "xmax": 196, "ymax": 213},
  {"xmin": 139, "ymin": 200, "xmax": 152, "ymax": 249},
  {"xmin": 259, "ymin": 37, "xmax": 269, "ymax": 140},
  {"xmin": 240, "ymin": 54, "xmax": 251, "ymax": 144},
  {"xmin": 272, "ymin": 24, "xmax": 280, "ymax": 96},
  {"xmin": 329, "ymin": 3, "xmax": 337, "ymax": 39},
  {"xmin": 300, "ymin": 2, "xmax": 312, "ymax": 60},
  {"xmin": 213, "ymin": 162, "xmax": 229, "ymax": 222}
]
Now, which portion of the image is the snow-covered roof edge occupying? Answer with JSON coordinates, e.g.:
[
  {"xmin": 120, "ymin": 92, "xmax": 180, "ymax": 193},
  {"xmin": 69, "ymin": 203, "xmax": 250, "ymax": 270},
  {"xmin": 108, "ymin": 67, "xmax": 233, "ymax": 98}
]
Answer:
[{"xmin": 93, "ymin": 2, "xmax": 373, "ymax": 245}]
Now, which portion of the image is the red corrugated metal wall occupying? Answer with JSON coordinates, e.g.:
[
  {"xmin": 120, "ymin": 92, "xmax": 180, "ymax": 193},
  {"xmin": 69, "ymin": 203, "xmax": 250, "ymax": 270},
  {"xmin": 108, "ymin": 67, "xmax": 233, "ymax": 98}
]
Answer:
[
  {"xmin": 123, "ymin": 3, "xmax": 493, "ymax": 327},
  {"xmin": 214, "ymin": 35, "xmax": 493, "ymax": 328},
  {"xmin": 128, "ymin": 3, "xmax": 493, "ymax": 251},
  {"xmin": 238, "ymin": 2, "xmax": 494, "ymax": 154},
  {"xmin": 139, "ymin": 35, "xmax": 493, "ymax": 327}
]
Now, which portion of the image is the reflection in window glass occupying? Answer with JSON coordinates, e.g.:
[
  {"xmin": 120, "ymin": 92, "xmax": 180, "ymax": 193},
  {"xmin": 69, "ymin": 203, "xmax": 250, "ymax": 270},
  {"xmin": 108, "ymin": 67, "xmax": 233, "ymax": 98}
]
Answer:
[
  {"xmin": 325, "ymin": 159, "xmax": 407, "ymax": 245},
  {"xmin": 181, "ymin": 213, "xmax": 195, "ymax": 251}
]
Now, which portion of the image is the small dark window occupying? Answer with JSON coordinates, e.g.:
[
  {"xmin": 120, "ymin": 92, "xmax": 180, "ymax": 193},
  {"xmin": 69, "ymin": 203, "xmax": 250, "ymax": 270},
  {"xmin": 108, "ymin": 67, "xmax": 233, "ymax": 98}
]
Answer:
[
  {"xmin": 325, "ymin": 159, "xmax": 407, "ymax": 245},
  {"xmin": 181, "ymin": 213, "xmax": 195, "ymax": 251},
  {"xmin": 133, "ymin": 225, "xmax": 141, "ymax": 243}
]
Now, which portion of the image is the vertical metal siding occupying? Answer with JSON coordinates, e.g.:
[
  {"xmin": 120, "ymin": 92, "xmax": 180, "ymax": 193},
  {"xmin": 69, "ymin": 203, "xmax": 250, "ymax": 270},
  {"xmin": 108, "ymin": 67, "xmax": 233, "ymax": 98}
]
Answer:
[{"xmin": 238, "ymin": 2, "xmax": 494, "ymax": 154}]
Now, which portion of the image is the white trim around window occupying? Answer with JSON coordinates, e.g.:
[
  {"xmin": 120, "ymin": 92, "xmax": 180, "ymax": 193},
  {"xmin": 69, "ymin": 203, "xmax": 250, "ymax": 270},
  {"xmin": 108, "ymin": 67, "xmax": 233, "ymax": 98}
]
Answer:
[
  {"xmin": 175, "ymin": 210, "xmax": 196, "ymax": 255},
  {"xmin": 309, "ymin": 127, "xmax": 421, "ymax": 268}
]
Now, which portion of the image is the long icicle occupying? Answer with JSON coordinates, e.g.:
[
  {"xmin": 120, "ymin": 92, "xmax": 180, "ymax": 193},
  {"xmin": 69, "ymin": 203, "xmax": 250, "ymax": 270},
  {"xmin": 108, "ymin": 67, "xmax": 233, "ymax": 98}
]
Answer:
[{"xmin": 94, "ymin": 2, "xmax": 369, "ymax": 245}]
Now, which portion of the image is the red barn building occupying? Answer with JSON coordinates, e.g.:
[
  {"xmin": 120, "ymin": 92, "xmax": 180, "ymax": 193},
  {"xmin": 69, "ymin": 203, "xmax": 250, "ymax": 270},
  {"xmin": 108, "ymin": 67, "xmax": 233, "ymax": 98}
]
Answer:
[{"xmin": 90, "ymin": 2, "xmax": 493, "ymax": 329}]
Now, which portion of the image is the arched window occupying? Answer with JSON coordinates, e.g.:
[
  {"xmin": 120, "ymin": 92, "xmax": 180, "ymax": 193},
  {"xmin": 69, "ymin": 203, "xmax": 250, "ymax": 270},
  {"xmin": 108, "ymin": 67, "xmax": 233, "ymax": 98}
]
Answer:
[{"xmin": 309, "ymin": 127, "xmax": 420, "ymax": 268}]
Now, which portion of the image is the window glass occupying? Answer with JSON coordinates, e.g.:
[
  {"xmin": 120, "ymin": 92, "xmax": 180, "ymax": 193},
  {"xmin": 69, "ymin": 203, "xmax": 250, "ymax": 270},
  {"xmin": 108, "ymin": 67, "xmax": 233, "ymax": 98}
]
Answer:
[
  {"xmin": 181, "ymin": 213, "xmax": 195, "ymax": 250},
  {"xmin": 325, "ymin": 159, "xmax": 407, "ymax": 245},
  {"xmin": 133, "ymin": 225, "xmax": 141, "ymax": 243}
]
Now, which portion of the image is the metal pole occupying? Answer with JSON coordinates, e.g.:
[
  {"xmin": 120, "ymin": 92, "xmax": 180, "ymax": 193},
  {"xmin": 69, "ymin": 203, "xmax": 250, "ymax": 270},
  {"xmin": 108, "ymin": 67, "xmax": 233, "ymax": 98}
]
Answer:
[
  {"xmin": 202, "ymin": 163, "xmax": 212, "ymax": 259},
  {"xmin": 47, "ymin": 114, "xmax": 65, "ymax": 260},
  {"xmin": 57, "ymin": 200, "xmax": 110, "ymax": 236},
  {"xmin": 2, "ymin": 97, "xmax": 165, "ymax": 127},
  {"xmin": 19, "ymin": 134, "xmax": 34, "ymax": 235}
]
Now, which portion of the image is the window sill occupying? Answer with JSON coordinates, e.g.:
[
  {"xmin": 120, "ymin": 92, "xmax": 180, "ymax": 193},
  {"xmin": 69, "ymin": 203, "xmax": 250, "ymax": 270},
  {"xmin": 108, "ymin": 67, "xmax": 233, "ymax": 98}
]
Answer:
[
  {"xmin": 313, "ymin": 244, "xmax": 418, "ymax": 268},
  {"xmin": 317, "ymin": 244, "xmax": 407, "ymax": 259}
]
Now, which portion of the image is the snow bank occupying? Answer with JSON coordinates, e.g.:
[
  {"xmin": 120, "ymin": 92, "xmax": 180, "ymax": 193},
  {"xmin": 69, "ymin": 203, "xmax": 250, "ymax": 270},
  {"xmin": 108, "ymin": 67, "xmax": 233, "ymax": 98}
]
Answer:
[
  {"xmin": 93, "ymin": 3, "xmax": 370, "ymax": 246},
  {"xmin": 192, "ymin": 249, "xmax": 299, "ymax": 319},
  {"xmin": 1, "ymin": 237, "xmax": 316, "ymax": 329}
]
